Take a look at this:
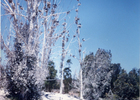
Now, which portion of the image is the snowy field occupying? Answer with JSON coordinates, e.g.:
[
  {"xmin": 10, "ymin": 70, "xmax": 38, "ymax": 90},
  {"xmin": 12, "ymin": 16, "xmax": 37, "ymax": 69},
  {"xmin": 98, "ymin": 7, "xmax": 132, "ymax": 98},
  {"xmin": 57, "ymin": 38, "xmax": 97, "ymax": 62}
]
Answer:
[
  {"xmin": 41, "ymin": 91, "xmax": 79, "ymax": 100},
  {"xmin": 0, "ymin": 89, "xmax": 6, "ymax": 100},
  {"xmin": 0, "ymin": 89, "xmax": 79, "ymax": 100}
]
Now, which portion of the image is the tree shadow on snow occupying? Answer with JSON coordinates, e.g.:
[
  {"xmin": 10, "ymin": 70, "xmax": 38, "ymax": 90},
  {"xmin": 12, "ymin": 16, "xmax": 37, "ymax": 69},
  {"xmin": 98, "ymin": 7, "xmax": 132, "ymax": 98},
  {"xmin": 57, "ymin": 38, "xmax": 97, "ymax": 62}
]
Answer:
[{"xmin": 45, "ymin": 94, "xmax": 49, "ymax": 99}]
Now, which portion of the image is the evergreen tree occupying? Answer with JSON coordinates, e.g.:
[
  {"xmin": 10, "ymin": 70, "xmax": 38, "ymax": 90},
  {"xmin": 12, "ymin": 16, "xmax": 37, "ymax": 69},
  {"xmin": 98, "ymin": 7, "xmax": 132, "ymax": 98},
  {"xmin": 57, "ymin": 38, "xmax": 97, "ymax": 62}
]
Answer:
[
  {"xmin": 110, "ymin": 63, "xmax": 121, "ymax": 91},
  {"xmin": 113, "ymin": 68, "xmax": 139, "ymax": 100},
  {"xmin": 45, "ymin": 61, "xmax": 57, "ymax": 92},
  {"xmin": 63, "ymin": 59, "xmax": 72, "ymax": 93},
  {"xmin": 82, "ymin": 49, "xmax": 113, "ymax": 100},
  {"xmin": 137, "ymin": 68, "xmax": 140, "ymax": 86},
  {"xmin": 6, "ymin": 38, "xmax": 40, "ymax": 100},
  {"xmin": 128, "ymin": 68, "xmax": 139, "ymax": 98}
]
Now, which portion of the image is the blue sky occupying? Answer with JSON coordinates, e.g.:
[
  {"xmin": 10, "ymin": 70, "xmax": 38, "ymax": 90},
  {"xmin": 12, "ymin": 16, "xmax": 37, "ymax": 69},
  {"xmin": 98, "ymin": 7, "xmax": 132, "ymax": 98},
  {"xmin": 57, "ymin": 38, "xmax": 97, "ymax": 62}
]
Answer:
[
  {"xmin": 54, "ymin": 0, "xmax": 140, "ymax": 76},
  {"xmin": 80, "ymin": 0, "xmax": 140, "ymax": 72},
  {"xmin": 1, "ymin": 0, "xmax": 140, "ymax": 77}
]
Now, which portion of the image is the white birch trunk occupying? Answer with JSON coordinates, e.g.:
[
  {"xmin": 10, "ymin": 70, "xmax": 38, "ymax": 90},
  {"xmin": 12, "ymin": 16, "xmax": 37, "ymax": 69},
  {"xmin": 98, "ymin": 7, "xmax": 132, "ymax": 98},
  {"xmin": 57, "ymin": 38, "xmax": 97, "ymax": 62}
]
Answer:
[
  {"xmin": 60, "ymin": 62, "xmax": 64, "ymax": 94},
  {"xmin": 77, "ymin": 28, "xmax": 83, "ymax": 100},
  {"xmin": 80, "ymin": 68, "xmax": 83, "ymax": 100},
  {"xmin": 41, "ymin": 23, "xmax": 46, "ymax": 68},
  {"xmin": 60, "ymin": 35, "xmax": 65, "ymax": 94}
]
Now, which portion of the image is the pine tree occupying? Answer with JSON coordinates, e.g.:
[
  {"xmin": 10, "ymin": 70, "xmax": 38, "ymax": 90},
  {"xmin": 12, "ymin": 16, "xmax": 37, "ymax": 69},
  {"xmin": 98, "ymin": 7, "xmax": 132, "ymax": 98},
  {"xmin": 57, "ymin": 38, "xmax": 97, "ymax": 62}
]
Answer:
[
  {"xmin": 63, "ymin": 67, "xmax": 72, "ymax": 93},
  {"xmin": 113, "ymin": 68, "xmax": 139, "ymax": 100},
  {"xmin": 63, "ymin": 59, "xmax": 72, "ymax": 93},
  {"xmin": 45, "ymin": 60, "xmax": 57, "ymax": 92},
  {"xmin": 110, "ymin": 63, "xmax": 121, "ymax": 91},
  {"xmin": 5, "ymin": 38, "xmax": 40, "ymax": 100}
]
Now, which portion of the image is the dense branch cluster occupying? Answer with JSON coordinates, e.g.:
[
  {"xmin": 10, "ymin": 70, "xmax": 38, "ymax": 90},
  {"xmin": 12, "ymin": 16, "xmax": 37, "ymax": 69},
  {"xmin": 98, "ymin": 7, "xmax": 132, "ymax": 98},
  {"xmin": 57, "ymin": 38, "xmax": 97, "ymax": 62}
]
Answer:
[{"xmin": 0, "ymin": 0, "xmax": 81, "ymax": 99}]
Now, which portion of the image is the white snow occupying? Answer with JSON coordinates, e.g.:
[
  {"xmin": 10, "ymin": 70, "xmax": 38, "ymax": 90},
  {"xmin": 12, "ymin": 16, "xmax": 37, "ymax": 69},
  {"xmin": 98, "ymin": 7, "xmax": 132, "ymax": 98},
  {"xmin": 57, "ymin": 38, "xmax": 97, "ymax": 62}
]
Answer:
[
  {"xmin": 0, "ymin": 89, "xmax": 79, "ymax": 100},
  {"xmin": 41, "ymin": 91, "xmax": 79, "ymax": 100},
  {"xmin": 0, "ymin": 89, "xmax": 6, "ymax": 100}
]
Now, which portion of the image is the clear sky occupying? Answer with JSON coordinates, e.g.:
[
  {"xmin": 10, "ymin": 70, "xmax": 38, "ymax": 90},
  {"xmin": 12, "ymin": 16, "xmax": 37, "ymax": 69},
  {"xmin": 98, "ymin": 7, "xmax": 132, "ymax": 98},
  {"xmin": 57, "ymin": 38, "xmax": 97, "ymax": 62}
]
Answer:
[
  {"xmin": 53, "ymin": 0, "xmax": 140, "ymax": 76},
  {"xmin": 1, "ymin": 0, "xmax": 140, "ymax": 77},
  {"xmin": 79, "ymin": 0, "xmax": 140, "ymax": 72}
]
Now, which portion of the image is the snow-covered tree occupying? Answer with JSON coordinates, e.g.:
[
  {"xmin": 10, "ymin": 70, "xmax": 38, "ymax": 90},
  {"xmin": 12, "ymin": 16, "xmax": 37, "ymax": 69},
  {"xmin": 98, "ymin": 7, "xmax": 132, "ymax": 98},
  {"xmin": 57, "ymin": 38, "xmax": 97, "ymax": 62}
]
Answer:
[
  {"xmin": 73, "ymin": 1, "xmax": 84, "ymax": 99},
  {"xmin": 0, "ymin": 0, "xmax": 81, "ymax": 99},
  {"xmin": 59, "ymin": 21, "xmax": 67, "ymax": 94},
  {"xmin": 5, "ymin": 37, "xmax": 41, "ymax": 100},
  {"xmin": 59, "ymin": 0, "xmax": 82, "ymax": 95},
  {"xmin": 82, "ymin": 49, "xmax": 113, "ymax": 100}
]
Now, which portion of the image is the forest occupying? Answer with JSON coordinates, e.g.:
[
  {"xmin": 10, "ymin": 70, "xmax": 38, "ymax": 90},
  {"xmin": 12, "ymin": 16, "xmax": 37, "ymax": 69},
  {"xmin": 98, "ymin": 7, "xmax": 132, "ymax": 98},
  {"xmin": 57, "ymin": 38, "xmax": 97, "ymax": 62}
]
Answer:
[{"xmin": 0, "ymin": 0, "xmax": 139, "ymax": 100}]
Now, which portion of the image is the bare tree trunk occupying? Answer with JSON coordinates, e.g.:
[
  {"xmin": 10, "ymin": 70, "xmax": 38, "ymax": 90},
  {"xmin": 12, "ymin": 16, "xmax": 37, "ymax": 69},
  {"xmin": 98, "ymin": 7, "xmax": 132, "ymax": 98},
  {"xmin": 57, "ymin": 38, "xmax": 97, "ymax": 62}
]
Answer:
[
  {"xmin": 80, "ymin": 68, "xmax": 83, "ymax": 99},
  {"xmin": 60, "ymin": 62, "xmax": 64, "ymax": 94},
  {"xmin": 41, "ymin": 25, "xmax": 46, "ymax": 68},
  {"xmin": 74, "ymin": 0, "xmax": 83, "ymax": 99},
  {"xmin": 77, "ymin": 20, "xmax": 83, "ymax": 100},
  {"xmin": 60, "ymin": 31, "xmax": 66, "ymax": 94}
]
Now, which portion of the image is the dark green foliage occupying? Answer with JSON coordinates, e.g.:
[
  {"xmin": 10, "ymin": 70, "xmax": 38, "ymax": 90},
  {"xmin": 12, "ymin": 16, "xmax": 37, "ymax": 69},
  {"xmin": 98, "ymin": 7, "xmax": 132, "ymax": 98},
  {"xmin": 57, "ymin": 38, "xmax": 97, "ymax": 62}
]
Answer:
[
  {"xmin": 138, "ymin": 68, "xmax": 140, "ymax": 85},
  {"xmin": 113, "ymin": 69, "xmax": 139, "ymax": 100},
  {"xmin": 63, "ymin": 59, "xmax": 72, "ymax": 93},
  {"xmin": 113, "ymin": 69, "xmax": 129, "ymax": 99},
  {"xmin": 6, "ymin": 41, "xmax": 23, "ymax": 99},
  {"xmin": 45, "ymin": 61, "xmax": 57, "ymax": 92},
  {"xmin": 6, "ymin": 39, "xmax": 40, "ymax": 100},
  {"xmin": 63, "ymin": 67, "xmax": 72, "ymax": 93},
  {"xmin": 128, "ymin": 68, "xmax": 139, "ymax": 98},
  {"xmin": 110, "ymin": 63, "xmax": 121, "ymax": 91}
]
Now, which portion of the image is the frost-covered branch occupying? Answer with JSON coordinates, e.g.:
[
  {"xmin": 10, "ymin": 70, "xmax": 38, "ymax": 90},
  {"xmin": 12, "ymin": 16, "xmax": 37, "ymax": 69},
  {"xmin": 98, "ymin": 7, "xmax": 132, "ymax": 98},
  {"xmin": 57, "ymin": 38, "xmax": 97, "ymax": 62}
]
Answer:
[{"xmin": 1, "ymin": 0, "xmax": 82, "ymax": 99}]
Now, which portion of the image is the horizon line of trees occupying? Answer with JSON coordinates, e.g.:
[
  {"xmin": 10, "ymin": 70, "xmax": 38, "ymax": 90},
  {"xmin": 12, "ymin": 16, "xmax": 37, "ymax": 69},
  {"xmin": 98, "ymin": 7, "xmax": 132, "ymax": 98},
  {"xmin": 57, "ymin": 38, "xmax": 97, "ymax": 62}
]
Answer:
[
  {"xmin": 81, "ymin": 49, "xmax": 139, "ymax": 100},
  {"xmin": 0, "ymin": 0, "xmax": 139, "ymax": 100},
  {"xmin": 37, "ymin": 49, "xmax": 140, "ymax": 100},
  {"xmin": 0, "ymin": 48, "xmax": 139, "ymax": 100}
]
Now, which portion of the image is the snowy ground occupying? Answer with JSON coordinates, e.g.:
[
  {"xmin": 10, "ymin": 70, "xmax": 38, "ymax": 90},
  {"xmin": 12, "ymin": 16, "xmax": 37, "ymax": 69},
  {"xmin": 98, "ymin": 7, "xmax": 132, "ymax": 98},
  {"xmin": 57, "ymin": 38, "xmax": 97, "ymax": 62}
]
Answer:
[
  {"xmin": 41, "ymin": 91, "xmax": 79, "ymax": 100},
  {"xmin": 0, "ymin": 89, "xmax": 79, "ymax": 100},
  {"xmin": 0, "ymin": 89, "xmax": 7, "ymax": 100}
]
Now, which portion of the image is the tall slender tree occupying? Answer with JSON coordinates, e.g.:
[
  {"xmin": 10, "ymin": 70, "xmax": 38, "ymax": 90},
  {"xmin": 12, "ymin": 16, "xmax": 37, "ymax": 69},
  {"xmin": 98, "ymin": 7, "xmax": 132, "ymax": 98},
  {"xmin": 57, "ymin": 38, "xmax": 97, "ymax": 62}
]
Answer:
[{"xmin": 74, "ymin": 0, "xmax": 83, "ymax": 99}]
